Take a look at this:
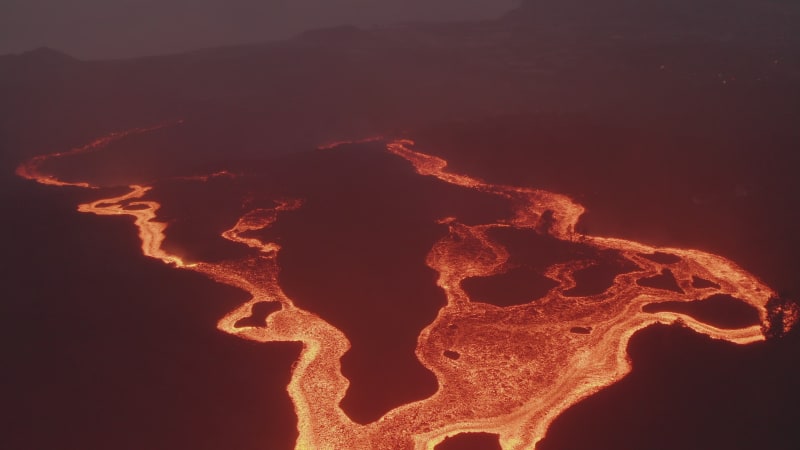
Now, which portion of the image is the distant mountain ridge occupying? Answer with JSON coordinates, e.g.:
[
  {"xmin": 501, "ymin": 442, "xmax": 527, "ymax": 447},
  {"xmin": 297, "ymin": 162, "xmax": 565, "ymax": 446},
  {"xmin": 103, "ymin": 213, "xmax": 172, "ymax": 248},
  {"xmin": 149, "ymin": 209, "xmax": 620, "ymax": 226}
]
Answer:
[
  {"xmin": 4, "ymin": 0, "xmax": 799, "ymax": 62},
  {"xmin": 0, "ymin": 0, "xmax": 797, "ymax": 169},
  {"xmin": 506, "ymin": 0, "xmax": 800, "ymax": 42},
  {"xmin": 0, "ymin": 46, "xmax": 76, "ymax": 63}
]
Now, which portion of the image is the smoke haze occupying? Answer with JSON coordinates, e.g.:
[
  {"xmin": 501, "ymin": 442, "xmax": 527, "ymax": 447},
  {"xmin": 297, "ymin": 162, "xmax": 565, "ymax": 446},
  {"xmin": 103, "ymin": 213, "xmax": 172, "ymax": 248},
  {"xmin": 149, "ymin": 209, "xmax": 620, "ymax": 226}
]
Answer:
[{"xmin": 0, "ymin": 0, "xmax": 520, "ymax": 59}]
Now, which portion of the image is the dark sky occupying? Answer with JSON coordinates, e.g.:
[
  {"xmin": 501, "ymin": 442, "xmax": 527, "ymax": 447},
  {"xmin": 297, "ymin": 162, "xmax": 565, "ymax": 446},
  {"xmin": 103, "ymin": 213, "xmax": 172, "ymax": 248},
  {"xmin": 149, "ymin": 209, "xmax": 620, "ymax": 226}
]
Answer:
[{"xmin": 0, "ymin": 0, "xmax": 519, "ymax": 59}]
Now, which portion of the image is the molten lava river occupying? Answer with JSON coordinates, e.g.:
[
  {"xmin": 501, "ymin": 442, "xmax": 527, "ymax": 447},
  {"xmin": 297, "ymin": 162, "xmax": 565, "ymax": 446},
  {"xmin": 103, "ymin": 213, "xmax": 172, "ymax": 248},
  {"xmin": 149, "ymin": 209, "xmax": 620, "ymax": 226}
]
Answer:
[{"xmin": 17, "ymin": 126, "xmax": 798, "ymax": 450}]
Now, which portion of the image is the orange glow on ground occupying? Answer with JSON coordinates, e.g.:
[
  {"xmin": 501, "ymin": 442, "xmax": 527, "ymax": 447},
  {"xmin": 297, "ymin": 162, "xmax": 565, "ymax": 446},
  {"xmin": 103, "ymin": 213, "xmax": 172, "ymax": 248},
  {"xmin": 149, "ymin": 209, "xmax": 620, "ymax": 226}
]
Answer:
[
  {"xmin": 18, "ymin": 130, "xmax": 796, "ymax": 450},
  {"xmin": 316, "ymin": 136, "xmax": 384, "ymax": 151},
  {"xmin": 174, "ymin": 170, "xmax": 238, "ymax": 182},
  {"xmin": 78, "ymin": 185, "xmax": 190, "ymax": 267},
  {"xmin": 14, "ymin": 123, "xmax": 176, "ymax": 188}
]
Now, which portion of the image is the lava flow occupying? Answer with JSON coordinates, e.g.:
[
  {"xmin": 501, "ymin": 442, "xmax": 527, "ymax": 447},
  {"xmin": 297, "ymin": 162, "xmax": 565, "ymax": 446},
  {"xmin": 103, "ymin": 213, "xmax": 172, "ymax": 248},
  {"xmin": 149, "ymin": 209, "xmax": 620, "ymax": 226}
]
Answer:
[
  {"xmin": 15, "ymin": 123, "xmax": 175, "ymax": 188},
  {"xmin": 17, "ymin": 128, "xmax": 797, "ymax": 450}
]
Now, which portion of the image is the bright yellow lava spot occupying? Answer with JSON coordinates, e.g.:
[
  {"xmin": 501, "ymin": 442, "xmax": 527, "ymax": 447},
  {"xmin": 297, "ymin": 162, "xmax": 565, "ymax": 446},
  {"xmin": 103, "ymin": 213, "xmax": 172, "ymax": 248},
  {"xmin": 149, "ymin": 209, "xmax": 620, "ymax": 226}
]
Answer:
[{"xmin": 18, "ymin": 129, "xmax": 791, "ymax": 450}]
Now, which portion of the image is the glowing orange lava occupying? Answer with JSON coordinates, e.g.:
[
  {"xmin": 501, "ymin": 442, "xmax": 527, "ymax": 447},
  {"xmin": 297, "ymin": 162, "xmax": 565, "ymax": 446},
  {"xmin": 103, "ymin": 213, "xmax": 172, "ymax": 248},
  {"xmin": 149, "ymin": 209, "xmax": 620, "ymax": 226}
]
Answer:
[
  {"xmin": 175, "ymin": 170, "xmax": 238, "ymax": 182},
  {"xmin": 316, "ymin": 136, "xmax": 384, "ymax": 151},
  {"xmin": 18, "ymin": 129, "xmax": 796, "ymax": 450},
  {"xmin": 15, "ymin": 123, "xmax": 177, "ymax": 188}
]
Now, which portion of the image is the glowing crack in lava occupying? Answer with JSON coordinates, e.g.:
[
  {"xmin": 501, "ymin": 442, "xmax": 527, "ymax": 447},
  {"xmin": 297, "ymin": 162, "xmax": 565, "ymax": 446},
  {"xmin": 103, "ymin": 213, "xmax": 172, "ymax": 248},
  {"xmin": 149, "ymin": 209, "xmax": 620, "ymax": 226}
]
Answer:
[{"xmin": 18, "ymin": 128, "xmax": 798, "ymax": 450}]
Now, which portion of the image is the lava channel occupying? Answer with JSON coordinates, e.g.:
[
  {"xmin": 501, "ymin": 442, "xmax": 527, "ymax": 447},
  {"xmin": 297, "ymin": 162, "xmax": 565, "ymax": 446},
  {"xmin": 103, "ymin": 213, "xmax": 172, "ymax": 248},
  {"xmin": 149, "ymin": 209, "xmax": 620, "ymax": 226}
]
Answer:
[{"xmin": 17, "ymin": 128, "xmax": 797, "ymax": 450}]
